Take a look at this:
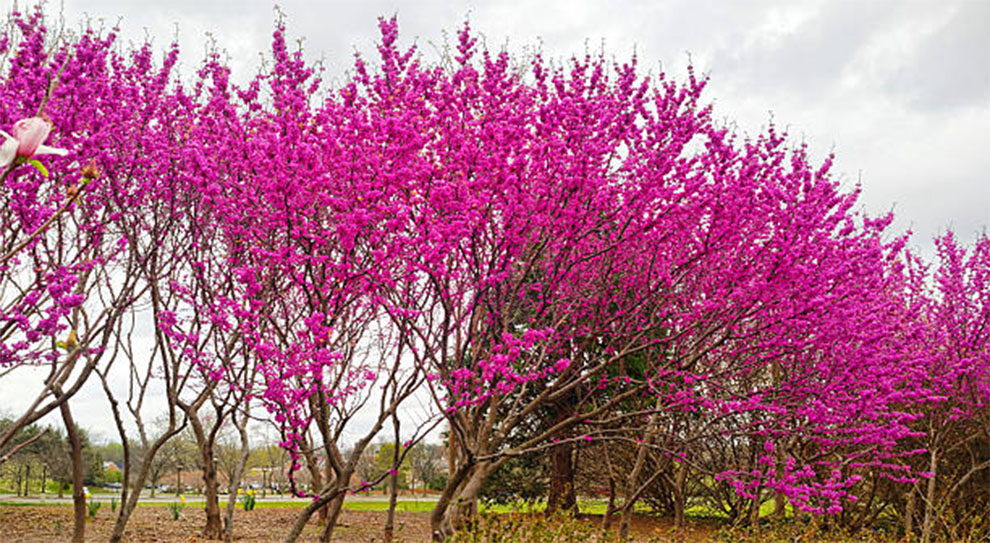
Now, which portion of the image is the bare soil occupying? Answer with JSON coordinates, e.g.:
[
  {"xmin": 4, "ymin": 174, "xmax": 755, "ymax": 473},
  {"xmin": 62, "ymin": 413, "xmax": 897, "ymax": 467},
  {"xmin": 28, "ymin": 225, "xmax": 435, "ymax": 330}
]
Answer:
[{"xmin": 0, "ymin": 505, "xmax": 719, "ymax": 542}]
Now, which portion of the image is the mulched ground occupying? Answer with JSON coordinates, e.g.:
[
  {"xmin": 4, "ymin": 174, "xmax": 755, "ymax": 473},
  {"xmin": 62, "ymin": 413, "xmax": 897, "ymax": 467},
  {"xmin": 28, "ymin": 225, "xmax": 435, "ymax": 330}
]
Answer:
[
  {"xmin": 0, "ymin": 506, "xmax": 425, "ymax": 542},
  {"xmin": 0, "ymin": 505, "xmax": 719, "ymax": 542}
]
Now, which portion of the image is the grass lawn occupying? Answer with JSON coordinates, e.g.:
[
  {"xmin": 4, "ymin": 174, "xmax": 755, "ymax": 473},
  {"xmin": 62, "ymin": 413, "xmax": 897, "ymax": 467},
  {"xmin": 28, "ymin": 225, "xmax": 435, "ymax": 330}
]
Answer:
[{"xmin": 0, "ymin": 495, "xmax": 789, "ymax": 521}]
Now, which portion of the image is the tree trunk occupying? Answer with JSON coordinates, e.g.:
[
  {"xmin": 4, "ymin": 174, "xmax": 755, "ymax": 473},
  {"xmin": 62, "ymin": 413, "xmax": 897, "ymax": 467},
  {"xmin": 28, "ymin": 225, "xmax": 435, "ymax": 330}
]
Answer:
[
  {"xmin": 285, "ymin": 415, "xmax": 399, "ymax": 543},
  {"xmin": 920, "ymin": 449, "xmax": 937, "ymax": 543},
  {"xmin": 430, "ymin": 461, "xmax": 474, "ymax": 542},
  {"xmin": 905, "ymin": 485, "xmax": 916, "ymax": 542},
  {"xmin": 285, "ymin": 467, "xmax": 353, "ymax": 543},
  {"xmin": 283, "ymin": 485, "xmax": 339, "ymax": 543},
  {"xmin": 749, "ymin": 487, "xmax": 762, "ymax": 531},
  {"xmin": 223, "ymin": 411, "xmax": 251, "ymax": 543},
  {"xmin": 110, "ymin": 460, "xmax": 152, "ymax": 543},
  {"xmin": 602, "ymin": 476, "xmax": 617, "ymax": 532},
  {"xmin": 60, "ymin": 401, "xmax": 86, "ymax": 543},
  {"xmin": 673, "ymin": 462, "xmax": 688, "ymax": 528},
  {"xmin": 318, "ymin": 490, "xmax": 348, "ymax": 543},
  {"xmin": 618, "ymin": 487, "xmax": 638, "ymax": 540},
  {"xmin": 385, "ymin": 415, "xmax": 401, "ymax": 543},
  {"xmin": 546, "ymin": 439, "xmax": 577, "ymax": 516},
  {"xmin": 445, "ymin": 465, "xmax": 486, "ymax": 534},
  {"xmin": 619, "ymin": 414, "xmax": 658, "ymax": 541},
  {"xmin": 108, "ymin": 425, "xmax": 184, "ymax": 543},
  {"xmin": 304, "ymin": 450, "xmax": 329, "ymax": 525},
  {"xmin": 201, "ymin": 449, "xmax": 223, "ymax": 539},
  {"xmin": 547, "ymin": 399, "xmax": 577, "ymax": 517},
  {"xmin": 773, "ymin": 491, "xmax": 786, "ymax": 520},
  {"xmin": 187, "ymin": 409, "xmax": 222, "ymax": 540},
  {"xmin": 385, "ymin": 469, "xmax": 399, "ymax": 542},
  {"xmin": 773, "ymin": 447, "xmax": 787, "ymax": 520}
]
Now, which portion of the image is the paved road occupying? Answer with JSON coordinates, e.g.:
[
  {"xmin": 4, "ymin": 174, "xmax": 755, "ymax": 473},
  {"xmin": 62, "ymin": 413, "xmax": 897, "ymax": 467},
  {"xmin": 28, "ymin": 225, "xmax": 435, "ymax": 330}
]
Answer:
[{"xmin": 0, "ymin": 492, "xmax": 439, "ymax": 505}]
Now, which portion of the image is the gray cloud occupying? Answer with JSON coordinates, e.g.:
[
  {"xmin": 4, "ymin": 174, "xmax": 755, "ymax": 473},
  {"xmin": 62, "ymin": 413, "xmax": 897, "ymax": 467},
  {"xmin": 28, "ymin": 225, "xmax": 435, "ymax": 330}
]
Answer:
[
  {"xmin": 712, "ymin": 0, "xmax": 890, "ymax": 99},
  {"xmin": 885, "ymin": 0, "xmax": 990, "ymax": 112}
]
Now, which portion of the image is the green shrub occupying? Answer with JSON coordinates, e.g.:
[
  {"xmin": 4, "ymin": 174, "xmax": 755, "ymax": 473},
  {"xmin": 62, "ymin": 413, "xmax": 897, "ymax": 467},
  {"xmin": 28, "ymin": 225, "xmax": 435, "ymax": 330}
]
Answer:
[
  {"xmin": 86, "ymin": 500, "xmax": 101, "ymax": 519},
  {"xmin": 450, "ymin": 513, "xmax": 595, "ymax": 543},
  {"xmin": 167, "ymin": 496, "xmax": 185, "ymax": 520},
  {"xmin": 241, "ymin": 490, "xmax": 256, "ymax": 511}
]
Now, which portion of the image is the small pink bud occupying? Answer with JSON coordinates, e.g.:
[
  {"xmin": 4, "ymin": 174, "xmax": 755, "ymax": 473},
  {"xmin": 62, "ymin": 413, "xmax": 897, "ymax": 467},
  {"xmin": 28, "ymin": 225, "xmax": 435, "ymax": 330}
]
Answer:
[{"xmin": 80, "ymin": 159, "xmax": 100, "ymax": 179}]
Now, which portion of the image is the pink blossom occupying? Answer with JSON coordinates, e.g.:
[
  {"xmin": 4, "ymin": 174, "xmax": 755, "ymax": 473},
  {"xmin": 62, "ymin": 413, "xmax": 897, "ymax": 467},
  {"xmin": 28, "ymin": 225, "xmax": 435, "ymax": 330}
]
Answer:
[{"xmin": 0, "ymin": 117, "xmax": 68, "ymax": 168}]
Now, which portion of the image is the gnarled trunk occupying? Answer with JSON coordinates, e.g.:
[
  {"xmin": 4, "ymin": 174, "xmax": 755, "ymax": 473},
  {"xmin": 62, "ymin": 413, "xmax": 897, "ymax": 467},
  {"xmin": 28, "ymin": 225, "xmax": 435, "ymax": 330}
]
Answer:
[
  {"xmin": 60, "ymin": 402, "xmax": 86, "ymax": 543},
  {"xmin": 749, "ymin": 487, "xmax": 762, "ymax": 530},
  {"xmin": 619, "ymin": 413, "xmax": 659, "ymax": 541},
  {"xmin": 201, "ymin": 448, "xmax": 223, "ymax": 539},
  {"xmin": 318, "ymin": 490, "xmax": 348, "ymax": 543},
  {"xmin": 443, "ymin": 464, "xmax": 488, "ymax": 536},
  {"xmin": 110, "ymin": 449, "xmax": 156, "ymax": 543},
  {"xmin": 547, "ymin": 399, "xmax": 577, "ymax": 516},
  {"xmin": 223, "ymin": 411, "xmax": 251, "ymax": 543},
  {"xmin": 430, "ymin": 461, "xmax": 474, "ymax": 542},
  {"xmin": 303, "ymin": 448, "xmax": 329, "ymax": 525},
  {"xmin": 547, "ymin": 440, "xmax": 577, "ymax": 516},
  {"xmin": 601, "ymin": 476, "xmax": 617, "ymax": 532},
  {"xmin": 905, "ymin": 484, "xmax": 916, "ymax": 541},
  {"xmin": 186, "ymin": 407, "xmax": 223, "ymax": 540},
  {"xmin": 672, "ymin": 462, "xmax": 688, "ymax": 528}
]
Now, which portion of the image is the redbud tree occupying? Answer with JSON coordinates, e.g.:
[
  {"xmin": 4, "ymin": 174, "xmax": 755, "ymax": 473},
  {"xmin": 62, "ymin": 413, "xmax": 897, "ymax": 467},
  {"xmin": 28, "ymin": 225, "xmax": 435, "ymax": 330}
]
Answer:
[{"xmin": 0, "ymin": 7, "xmax": 986, "ymax": 543}]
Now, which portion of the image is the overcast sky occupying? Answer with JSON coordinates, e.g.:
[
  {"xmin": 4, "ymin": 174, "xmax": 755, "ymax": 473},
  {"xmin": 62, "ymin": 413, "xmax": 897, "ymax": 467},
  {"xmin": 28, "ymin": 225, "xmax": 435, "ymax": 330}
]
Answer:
[
  {"xmin": 43, "ymin": 0, "xmax": 986, "ymax": 247},
  {"xmin": 2, "ymin": 0, "xmax": 988, "ymax": 441}
]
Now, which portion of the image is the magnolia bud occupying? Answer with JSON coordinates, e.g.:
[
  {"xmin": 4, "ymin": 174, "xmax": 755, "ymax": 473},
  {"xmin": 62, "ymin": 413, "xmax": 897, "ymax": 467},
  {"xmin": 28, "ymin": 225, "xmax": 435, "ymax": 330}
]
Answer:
[
  {"xmin": 11, "ymin": 117, "xmax": 51, "ymax": 157},
  {"xmin": 0, "ymin": 116, "xmax": 68, "ymax": 169}
]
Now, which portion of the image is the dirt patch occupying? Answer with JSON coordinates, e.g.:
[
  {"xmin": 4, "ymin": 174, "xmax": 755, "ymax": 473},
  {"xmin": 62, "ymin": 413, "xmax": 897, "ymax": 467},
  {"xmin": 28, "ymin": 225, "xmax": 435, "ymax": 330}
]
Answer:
[
  {"xmin": 0, "ymin": 505, "xmax": 723, "ymax": 542},
  {"xmin": 0, "ymin": 506, "xmax": 431, "ymax": 542}
]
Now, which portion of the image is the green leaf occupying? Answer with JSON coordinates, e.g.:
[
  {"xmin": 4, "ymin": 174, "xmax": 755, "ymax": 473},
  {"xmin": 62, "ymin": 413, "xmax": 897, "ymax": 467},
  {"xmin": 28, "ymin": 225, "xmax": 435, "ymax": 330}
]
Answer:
[{"xmin": 27, "ymin": 159, "xmax": 49, "ymax": 178}]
